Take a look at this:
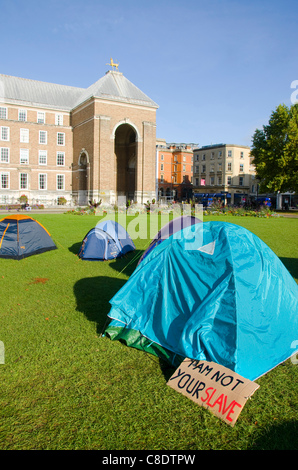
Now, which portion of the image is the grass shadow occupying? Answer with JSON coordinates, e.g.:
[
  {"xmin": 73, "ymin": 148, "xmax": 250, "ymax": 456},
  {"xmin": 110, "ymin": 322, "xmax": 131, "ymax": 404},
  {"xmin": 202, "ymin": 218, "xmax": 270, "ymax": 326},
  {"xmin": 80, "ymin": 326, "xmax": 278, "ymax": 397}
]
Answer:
[
  {"xmin": 68, "ymin": 241, "xmax": 82, "ymax": 255},
  {"xmin": 248, "ymin": 420, "xmax": 298, "ymax": 450},
  {"xmin": 108, "ymin": 250, "xmax": 143, "ymax": 277},
  {"xmin": 279, "ymin": 257, "xmax": 298, "ymax": 280},
  {"xmin": 73, "ymin": 276, "xmax": 127, "ymax": 336}
]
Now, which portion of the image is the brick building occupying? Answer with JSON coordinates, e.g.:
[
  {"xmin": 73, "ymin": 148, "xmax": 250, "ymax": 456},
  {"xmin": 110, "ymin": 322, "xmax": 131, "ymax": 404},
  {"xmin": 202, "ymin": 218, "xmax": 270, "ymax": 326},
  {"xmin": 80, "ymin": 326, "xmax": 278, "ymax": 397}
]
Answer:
[
  {"xmin": 0, "ymin": 67, "xmax": 158, "ymax": 206},
  {"xmin": 156, "ymin": 140, "xmax": 198, "ymax": 201}
]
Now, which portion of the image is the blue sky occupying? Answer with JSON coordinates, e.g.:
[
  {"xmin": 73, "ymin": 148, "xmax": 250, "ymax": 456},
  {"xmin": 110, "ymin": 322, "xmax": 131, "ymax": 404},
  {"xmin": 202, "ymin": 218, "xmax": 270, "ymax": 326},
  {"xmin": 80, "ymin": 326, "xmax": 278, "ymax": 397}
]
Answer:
[{"xmin": 2, "ymin": 0, "xmax": 297, "ymax": 147}]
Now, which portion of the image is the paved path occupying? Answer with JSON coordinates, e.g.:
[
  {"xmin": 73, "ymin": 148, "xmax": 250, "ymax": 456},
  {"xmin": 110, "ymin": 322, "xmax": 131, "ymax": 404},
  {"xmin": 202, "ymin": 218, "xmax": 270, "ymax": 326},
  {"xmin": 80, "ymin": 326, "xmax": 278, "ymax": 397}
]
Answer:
[
  {"xmin": 281, "ymin": 213, "xmax": 298, "ymax": 218},
  {"xmin": 0, "ymin": 207, "xmax": 70, "ymax": 215}
]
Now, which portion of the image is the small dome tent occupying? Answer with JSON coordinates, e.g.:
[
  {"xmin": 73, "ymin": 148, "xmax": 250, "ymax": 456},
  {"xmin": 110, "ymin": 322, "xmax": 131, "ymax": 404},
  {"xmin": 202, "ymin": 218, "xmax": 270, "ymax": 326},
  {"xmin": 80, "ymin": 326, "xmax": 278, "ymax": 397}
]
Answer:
[
  {"xmin": 78, "ymin": 220, "xmax": 135, "ymax": 261},
  {"xmin": 0, "ymin": 215, "xmax": 57, "ymax": 259},
  {"xmin": 138, "ymin": 215, "xmax": 202, "ymax": 265},
  {"xmin": 104, "ymin": 222, "xmax": 298, "ymax": 381}
]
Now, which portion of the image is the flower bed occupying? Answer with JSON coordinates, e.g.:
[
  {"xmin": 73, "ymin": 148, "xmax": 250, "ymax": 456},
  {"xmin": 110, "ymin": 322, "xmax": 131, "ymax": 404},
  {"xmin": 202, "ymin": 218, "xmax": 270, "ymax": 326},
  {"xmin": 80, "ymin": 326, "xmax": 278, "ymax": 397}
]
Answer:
[
  {"xmin": 64, "ymin": 202, "xmax": 280, "ymax": 218},
  {"xmin": 203, "ymin": 206, "xmax": 280, "ymax": 218}
]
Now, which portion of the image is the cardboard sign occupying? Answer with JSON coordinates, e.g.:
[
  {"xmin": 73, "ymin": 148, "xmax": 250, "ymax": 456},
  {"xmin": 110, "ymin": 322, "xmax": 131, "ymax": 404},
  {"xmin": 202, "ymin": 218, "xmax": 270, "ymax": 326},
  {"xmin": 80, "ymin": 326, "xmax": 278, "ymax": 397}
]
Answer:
[{"xmin": 167, "ymin": 358, "xmax": 259, "ymax": 426}]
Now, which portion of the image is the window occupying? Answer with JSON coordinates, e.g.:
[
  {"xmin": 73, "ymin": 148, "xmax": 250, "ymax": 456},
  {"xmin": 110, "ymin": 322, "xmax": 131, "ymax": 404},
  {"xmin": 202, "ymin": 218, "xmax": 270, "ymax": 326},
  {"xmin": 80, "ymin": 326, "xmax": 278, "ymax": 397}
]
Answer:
[
  {"xmin": 39, "ymin": 150, "xmax": 47, "ymax": 165},
  {"xmin": 228, "ymin": 150, "xmax": 232, "ymax": 157},
  {"xmin": 210, "ymin": 152, "xmax": 214, "ymax": 160},
  {"xmin": 1, "ymin": 127, "xmax": 9, "ymax": 141},
  {"xmin": 57, "ymin": 152, "xmax": 65, "ymax": 166},
  {"xmin": 183, "ymin": 164, "xmax": 186, "ymax": 172},
  {"xmin": 160, "ymin": 163, "xmax": 164, "ymax": 171},
  {"xmin": 195, "ymin": 178, "xmax": 199, "ymax": 186},
  {"xmin": 161, "ymin": 154, "xmax": 164, "ymax": 160},
  {"xmin": 227, "ymin": 176, "xmax": 231, "ymax": 185},
  {"xmin": 195, "ymin": 165, "xmax": 199, "ymax": 173},
  {"xmin": 160, "ymin": 174, "xmax": 164, "ymax": 182},
  {"xmin": 20, "ymin": 149, "xmax": 29, "ymax": 164},
  {"xmin": 202, "ymin": 154, "xmax": 206, "ymax": 161},
  {"xmin": 210, "ymin": 164, "xmax": 214, "ymax": 172},
  {"xmin": 20, "ymin": 173, "xmax": 28, "ymax": 190},
  {"xmin": 218, "ymin": 176, "xmax": 222, "ymax": 185},
  {"xmin": 239, "ymin": 176, "xmax": 244, "ymax": 186},
  {"xmin": 210, "ymin": 176, "xmax": 215, "ymax": 185},
  {"xmin": 39, "ymin": 174, "xmax": 47, "ymax": 190},
  {"xmin": 218, "ymin": 151, "xmax": 222, "ymax": 158},
  {"xmin": 57, "ymin": 132, "xmax": 65, "ymax": 145},
  {"xmin": 39, "ymin": 131, "xmax": 47, "ymax": 144},
  {"xmin": 0, "ymin": 107, "xmax": 7, "ymax": 119},
  {"xmin": 18, "ymin": 109, "xmax": 27, "ymax": 121},
  {"xmin": 195, "ymin": 155, "xmax": 199, "ymax": 161},
  {"xmin": 20, "ymin": 128, "xmax": 29, "ymax": 143},
  {"xmin": 240, "ymin": 164, "xmax": 244, "ymax": 172},
  {"xmin": 227, "ymin": 162, "xmax": 232, "ymax": 171},
  {"xmin": 37, "ymin": 112, "xmax": 45, "ymax": 124},
  {"xmin": 240, "ymin": 151, "xmax": 244, "ymax": 159},
  {"xmin": 218, "ymin": 163, "xmax": 222, "ymax": 171},
  {"xmin": 202, "ymin": 164, "xmax": 206, "ymax": 173},
  {"xmin": 0, "ymin": 148, "xmax": 9, "ymax": 163},
  {"xmin": 57, "ymin": 174, "xmax": 65, "ymax": 190},
  {"xmin": 55, "ymin": 114, "xmax": 63, "ymax": 126},
  {"xmin": 1, "ymin": 173, "xmax": 9, "ymax": 189}
]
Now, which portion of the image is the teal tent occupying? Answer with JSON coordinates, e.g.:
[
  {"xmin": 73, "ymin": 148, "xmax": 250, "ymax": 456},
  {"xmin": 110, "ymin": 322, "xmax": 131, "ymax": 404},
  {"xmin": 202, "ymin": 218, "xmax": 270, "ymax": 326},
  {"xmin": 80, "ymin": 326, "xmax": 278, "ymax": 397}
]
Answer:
[{"xmin": 104, "ymin": 222, "xmax": 298, "ymax": 381}]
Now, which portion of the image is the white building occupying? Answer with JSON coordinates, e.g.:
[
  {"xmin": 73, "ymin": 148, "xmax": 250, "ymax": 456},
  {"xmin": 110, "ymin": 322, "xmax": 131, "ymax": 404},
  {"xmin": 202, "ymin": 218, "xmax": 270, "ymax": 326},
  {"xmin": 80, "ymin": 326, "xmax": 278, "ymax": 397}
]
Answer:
[{"xmin": 193, "ymin": 144, "xmax": 256, "ymax": 205}]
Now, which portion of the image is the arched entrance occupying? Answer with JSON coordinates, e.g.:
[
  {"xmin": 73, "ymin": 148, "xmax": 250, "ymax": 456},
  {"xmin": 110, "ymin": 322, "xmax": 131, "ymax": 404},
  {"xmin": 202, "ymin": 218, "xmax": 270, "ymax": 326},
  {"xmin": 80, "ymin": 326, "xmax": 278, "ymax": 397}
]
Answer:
[
  {"xmin": 77, "ymin": 149, "xmax": 89, "ymax": 205},
  {"xmin": 115, "ymin": 124, "xmax": 137, "ymax": 202}
]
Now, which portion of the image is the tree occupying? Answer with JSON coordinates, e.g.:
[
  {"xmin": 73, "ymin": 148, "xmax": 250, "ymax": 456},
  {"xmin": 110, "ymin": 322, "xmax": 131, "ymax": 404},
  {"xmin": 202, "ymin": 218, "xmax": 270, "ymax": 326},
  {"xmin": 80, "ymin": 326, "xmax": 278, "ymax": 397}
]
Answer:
[{"xmin": 251, "ymin": 103, "xmax": 298, "ymax": 193}]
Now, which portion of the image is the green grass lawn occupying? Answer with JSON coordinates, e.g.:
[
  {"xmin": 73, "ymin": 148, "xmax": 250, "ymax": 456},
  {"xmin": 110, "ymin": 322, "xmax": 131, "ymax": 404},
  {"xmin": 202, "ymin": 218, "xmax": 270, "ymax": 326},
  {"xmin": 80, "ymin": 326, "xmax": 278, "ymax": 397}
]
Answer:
[{"xmin": 0, "ymin": 213, "xmax": 297, "ymax": 450}]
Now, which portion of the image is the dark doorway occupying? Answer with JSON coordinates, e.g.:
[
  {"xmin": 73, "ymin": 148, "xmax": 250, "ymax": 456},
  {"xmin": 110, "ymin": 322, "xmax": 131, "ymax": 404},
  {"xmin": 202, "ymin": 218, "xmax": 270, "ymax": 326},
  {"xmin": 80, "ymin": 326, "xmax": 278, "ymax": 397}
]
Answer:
[
  {"xmin": 115, "ymin": 124, "xmax": 137, "ymax": 202},
  {"xmin": 78, "ymin": 152, "xmax": 88, "ymax": 205}
]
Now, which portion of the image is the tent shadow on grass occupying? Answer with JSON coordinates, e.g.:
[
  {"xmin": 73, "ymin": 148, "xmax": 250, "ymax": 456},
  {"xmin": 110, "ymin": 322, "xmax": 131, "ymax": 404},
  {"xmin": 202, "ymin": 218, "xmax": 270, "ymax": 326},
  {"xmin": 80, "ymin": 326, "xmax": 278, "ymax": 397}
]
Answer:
[
  {"xmin": 279, "ymin": 257, "xmax": 298, "ymax": 281},
  {"xmin": 73, "ymin": 273, "xmax": 175, "ymax": 379},
  {"xmin": 108, "ymin": 250, "xmax": 143, "ymax": 277},
  {"xmin": 69, "ymin": 242, "xmax": 81, "ymax": 255},
  {"xmin": 73, "ymin": 276, "xmax": 127, "ymax": 335},
  {"xmin": 248, "ymin": 420, "xmax": 298, "ymax": 450}
]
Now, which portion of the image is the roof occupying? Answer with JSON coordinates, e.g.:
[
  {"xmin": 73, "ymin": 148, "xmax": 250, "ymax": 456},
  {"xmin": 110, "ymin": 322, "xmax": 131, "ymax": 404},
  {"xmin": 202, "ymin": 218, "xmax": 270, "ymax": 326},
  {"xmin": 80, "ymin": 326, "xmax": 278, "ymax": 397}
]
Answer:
[
  {"xmin": 73, "ymin": 71, "xmax": 158, "ymax": 109},
  {"xmin": 0, "ymin": 74, "xmax": 84, "ymax": 111},
  {"xmin": 0, "ymin": 71, "xmax": 158, "ymax": 111}
]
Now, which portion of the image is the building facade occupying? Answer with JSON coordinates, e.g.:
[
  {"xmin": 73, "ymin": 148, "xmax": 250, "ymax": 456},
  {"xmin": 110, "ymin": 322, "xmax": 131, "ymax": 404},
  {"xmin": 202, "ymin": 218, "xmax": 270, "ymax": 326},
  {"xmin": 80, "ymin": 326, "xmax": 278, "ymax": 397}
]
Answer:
[
  {"xmin": 192, "ymin": 144, "xmax": 256, "ymax": 205},
  {"xmin": 0, "ymin": 69, "xmax": 158, "ymax": 206},
  {"xmin": 156, "ymin": 139, "xmax": 198, "ymax": 201}
]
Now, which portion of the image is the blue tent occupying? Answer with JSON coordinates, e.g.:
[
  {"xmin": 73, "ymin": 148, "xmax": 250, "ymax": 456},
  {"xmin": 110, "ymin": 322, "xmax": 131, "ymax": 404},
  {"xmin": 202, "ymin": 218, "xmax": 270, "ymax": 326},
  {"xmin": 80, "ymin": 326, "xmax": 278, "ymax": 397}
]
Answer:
[
  {"xmin": 105, "ymin": 222, "xmax": 298, "ymax": 381},
  {"xmin": 0, "ymin": 215, "xmax": 57, "ymax": 260},
  {"xmin": 78, "ymin": 220, "xmax": 135, "ymax": 261},
  {"xmin": 138, "ymin": 215, "xmax": 201, "ymax": 265}
]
